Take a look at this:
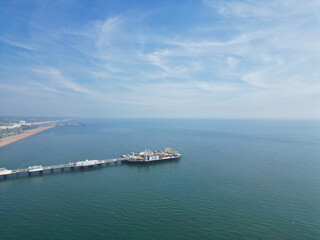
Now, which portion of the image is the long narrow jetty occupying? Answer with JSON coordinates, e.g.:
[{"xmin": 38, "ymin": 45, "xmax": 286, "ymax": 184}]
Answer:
[
  {"xmin": 1, "ymin": 158, "xmax": 128, "ymax": 179},
  {"xmin": 1, "ymin": 148, "xmax": 181, "ymax": 180}
]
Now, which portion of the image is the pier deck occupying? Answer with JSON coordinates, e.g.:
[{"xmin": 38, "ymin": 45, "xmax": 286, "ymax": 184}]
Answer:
[
  {"xmin": 1, "ymin": 148, "xmax": 181, "ymax": 180},
  {"xmin": 2, "ymin": 158, "xmax": 128, "ymax": 178}
]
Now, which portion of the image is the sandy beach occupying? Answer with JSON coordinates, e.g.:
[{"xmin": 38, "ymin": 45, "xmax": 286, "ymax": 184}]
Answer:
[{"xmin": 0, "ymin": 126, "xmax": 55, "ymax": 147}]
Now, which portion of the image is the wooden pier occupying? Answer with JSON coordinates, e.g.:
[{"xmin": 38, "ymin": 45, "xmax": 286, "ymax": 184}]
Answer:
[{"xmin": 1, "ymin": 158, "xmax": 128, "ymax": 179}]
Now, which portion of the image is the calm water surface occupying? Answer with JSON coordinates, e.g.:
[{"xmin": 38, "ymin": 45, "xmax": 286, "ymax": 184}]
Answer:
[{"xmin": 0, "ymin": 119, "xmax": 319, "ymax": 240}]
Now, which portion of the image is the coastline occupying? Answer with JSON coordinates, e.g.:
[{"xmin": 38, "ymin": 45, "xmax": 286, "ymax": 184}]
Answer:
[{"xmin": 0, "ymin": 126, "xmax": 55, "ymax": 147}]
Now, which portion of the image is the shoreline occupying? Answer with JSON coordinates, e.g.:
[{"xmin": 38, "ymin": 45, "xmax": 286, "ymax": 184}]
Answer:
[{"xmin": 0, "ymin": 126, "xmax": 55, "ymax": 147}]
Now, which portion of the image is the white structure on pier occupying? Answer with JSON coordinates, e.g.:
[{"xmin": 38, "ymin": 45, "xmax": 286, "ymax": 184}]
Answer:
[
  {"xmin": 28, "ymin": 165, "xmax": 43, "ymax": 172},
  {"xmin": 0, "ymin": 168, "xmax": 13, "ymax": 176},
  {"xmin": 75, "ymin": 159, "xmax": 99, "ymax": 167}
]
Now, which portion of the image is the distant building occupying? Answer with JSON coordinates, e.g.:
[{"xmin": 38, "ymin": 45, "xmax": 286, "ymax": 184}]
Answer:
[{"xmin": 0, "ymin": 124, "xmax": 21, "ymax": 129}]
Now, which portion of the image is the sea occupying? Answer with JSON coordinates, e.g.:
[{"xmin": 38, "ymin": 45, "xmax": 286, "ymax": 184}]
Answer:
[{"xmin": 0, "ymin": 119, "xmax": 319, "ymax": 240}]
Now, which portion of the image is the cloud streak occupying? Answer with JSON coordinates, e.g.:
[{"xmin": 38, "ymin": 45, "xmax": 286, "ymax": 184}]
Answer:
[
  {"xmin": 0, "ymin": 0, "xmax": 319, "ymax": 118},
  {"xmin": 31, "ymin": 68, "xmax": 93, "ymax": 94},
  {"xmin": 0, "ymin": 36, "xmax": 38, "ymax": 51}
]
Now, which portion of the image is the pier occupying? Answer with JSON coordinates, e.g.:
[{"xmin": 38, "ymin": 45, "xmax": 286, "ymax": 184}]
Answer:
[
  {"xmin": 0, "ymin": 148, "xmax": 181, "ymax": 180},
  {"xmin": 1, "ymin": 158, "xmax": 128, "ymax": 180}
]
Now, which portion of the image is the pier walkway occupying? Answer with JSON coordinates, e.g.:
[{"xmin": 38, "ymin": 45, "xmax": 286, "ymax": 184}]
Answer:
[{"xmin": 1, "ymin": 158, "xmax": 128, "ymax": 179}]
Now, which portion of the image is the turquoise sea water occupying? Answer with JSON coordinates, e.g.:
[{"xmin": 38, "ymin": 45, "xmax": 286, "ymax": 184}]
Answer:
[{"xmin": 0, "ymin": 119, "xmax": 319, "ymax": 240}]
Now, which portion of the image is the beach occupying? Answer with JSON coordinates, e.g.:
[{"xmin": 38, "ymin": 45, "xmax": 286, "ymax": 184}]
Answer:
[{"xmin": 0, "ymin": 126, "xmax": 55, "ymax": 147}]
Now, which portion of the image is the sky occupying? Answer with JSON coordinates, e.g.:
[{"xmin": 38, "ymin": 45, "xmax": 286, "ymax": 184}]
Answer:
[{"xmin": 0, "ymin": 0, "xmax": 319, "ymax": 119}]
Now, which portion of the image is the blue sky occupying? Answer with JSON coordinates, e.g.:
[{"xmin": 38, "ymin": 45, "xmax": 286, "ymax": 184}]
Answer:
[{"xmin": 0, "ymin": 0, "xmax": 319, "ymax": 118}]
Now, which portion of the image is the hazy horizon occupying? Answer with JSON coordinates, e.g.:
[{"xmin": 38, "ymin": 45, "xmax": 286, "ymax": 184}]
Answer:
[
  {"xmin": 1, "ymin": 115, "xmax": 319, "ymax": 121},
  {"xmin": 1, "ymin": 0, "xmax": 319, "ymax": 119}
]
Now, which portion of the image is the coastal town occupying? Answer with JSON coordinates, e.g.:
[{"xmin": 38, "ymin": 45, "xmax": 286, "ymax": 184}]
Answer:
[
  {"xmin": 0, "ymin": 118, "xmax": 58, "ymax": 137},
  {"xmin": 0, "ymin": 117, "xmax": 80, "ymax": 147}
]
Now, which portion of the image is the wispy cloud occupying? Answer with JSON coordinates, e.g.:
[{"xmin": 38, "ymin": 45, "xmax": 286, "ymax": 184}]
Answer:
[
  {"xmin": 95, "ymin": 16, "xmax": 123, "ymax": 50},
  {"xmin": 0, "ymin": 36, "xmax": 38, "ymax": 51},
  {"xmin": 31, "ymin": 67, "xmax": 93, "ymax": 94},
  {"xmin": 1, "ymin": 0, "xmax": 319, "ymax": 118}
]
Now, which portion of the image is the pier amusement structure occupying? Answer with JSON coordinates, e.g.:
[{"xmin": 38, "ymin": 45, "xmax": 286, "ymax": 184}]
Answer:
[{"xmin": 0, "ymin": 148, "xmax": 181, "ymax": 180}]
